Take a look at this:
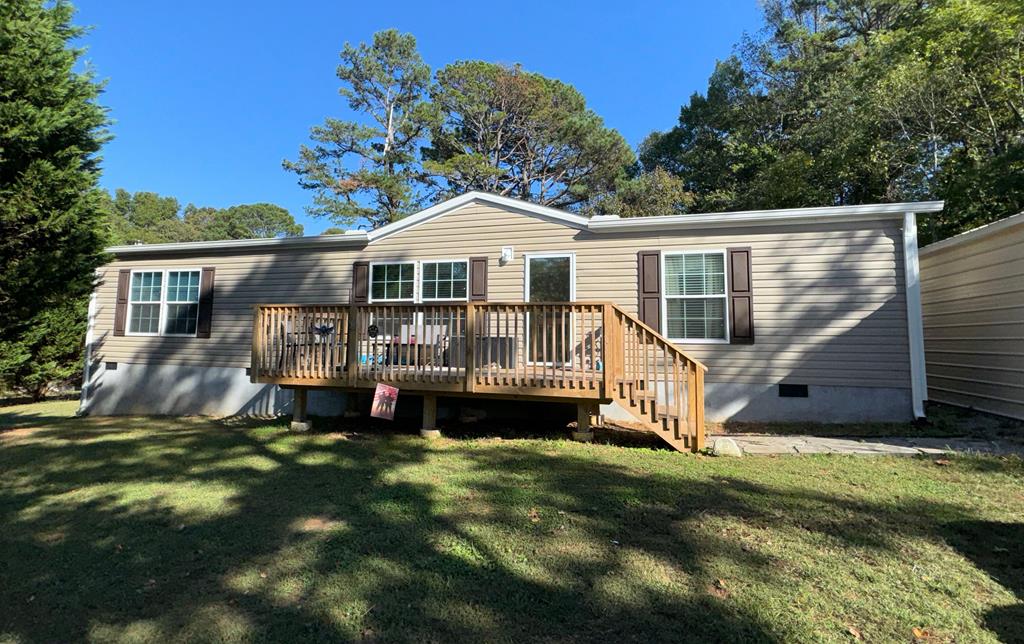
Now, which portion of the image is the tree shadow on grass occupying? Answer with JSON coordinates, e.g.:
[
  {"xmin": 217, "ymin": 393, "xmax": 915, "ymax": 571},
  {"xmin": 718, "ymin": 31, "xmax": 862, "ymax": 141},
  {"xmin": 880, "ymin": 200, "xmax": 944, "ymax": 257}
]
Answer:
[
  {"xmin": 942, "ymin": 520, "xmax": 1024, "ymax": 643},
  {"xmin": 0, "ymin": 416, "xmax": 1017, "ymax": 642}
]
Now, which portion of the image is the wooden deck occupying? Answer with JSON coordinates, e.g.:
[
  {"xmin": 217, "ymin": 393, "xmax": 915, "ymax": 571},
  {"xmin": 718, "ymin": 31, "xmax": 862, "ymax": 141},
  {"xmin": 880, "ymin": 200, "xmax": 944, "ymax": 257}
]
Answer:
[{"xmin": 250, "ymin": 302, "xmax": 707, "ymax": 451}]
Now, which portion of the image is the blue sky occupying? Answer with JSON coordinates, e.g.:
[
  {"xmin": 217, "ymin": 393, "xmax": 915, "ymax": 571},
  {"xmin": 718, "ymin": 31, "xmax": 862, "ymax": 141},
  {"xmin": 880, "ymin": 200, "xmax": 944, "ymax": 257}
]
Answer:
[{"xmin": 76, "ymin": 1, "xmax": 764, "ymax": 235}]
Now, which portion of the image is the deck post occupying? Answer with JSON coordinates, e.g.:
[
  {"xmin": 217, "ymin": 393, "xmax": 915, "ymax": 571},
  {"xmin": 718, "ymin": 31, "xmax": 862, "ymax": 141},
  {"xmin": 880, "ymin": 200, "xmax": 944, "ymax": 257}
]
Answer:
[
  {"xmin": 601, "ymin": 303, "xmax": 621, "ymax": 399},
  {"xmin": 693, "ymin": 368, "xmax": 706, "ymax": 452},
  {"xmin": 250, "ymin": 305, "xmax": 262, "ymax": 383},
  {"xmin": 572, "ymin": 402, "xmax": 596, "ymax": 442},
  {"xmin": 345, "ymin": 305, "xmax": 359, "ymax": 386},
  {"xmin": 343, "ymin": 390, "xmax": 361, "ymax": 418},
  {"xmin": 290, "ymin": 387, "xmax": 311, "ymax": 432},
  {"xmin": 420, "ymin": 394, "xmax": 441, "ymax": 439},
  {"xmin": 465, "ymin": 303, "xmax": 476, "ymax": 393}
]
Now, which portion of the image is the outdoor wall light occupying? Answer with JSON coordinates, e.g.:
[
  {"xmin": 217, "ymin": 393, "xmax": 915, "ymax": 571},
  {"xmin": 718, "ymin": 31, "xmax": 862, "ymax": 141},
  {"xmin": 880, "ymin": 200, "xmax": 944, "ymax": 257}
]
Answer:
[{"xmin": 501, "ymin": 246, "xmax": 514, "ymax": 264}]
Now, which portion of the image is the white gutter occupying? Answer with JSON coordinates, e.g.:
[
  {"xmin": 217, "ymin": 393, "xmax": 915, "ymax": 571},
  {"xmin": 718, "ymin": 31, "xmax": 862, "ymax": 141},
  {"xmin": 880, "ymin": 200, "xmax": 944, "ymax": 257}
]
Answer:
[
  {"xmin": 588, "ymin": 201, "xmax": 945, "ymax": 232},
  {"xmin": 902, "ymin": 212, "xmax": 928, "ymax": 418},
  {"xmin": 77, "ymin": 274, "xmax": 99, "ymax": 415}
]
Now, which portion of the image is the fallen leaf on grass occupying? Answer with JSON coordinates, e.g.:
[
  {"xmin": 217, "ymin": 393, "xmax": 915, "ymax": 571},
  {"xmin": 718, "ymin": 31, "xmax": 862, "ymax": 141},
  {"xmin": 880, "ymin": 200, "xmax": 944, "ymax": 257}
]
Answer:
[
  {"xmin": 707, "ymin": 578, "xmax": 730, "ymax": 599},
  {"xmin": 527, "ymin": 508, "xmax": 541, "ymax": 523},
  {"xmin": 934, "ymin": 459, "xmax": 951, "ymax": 466},
  {"xmin": 912, "ymin": 626, "xmax": 933, "ymax": 640},
  {"xmin": 846, "ymin": 626, "xmax": 863, "ymax": 640}
]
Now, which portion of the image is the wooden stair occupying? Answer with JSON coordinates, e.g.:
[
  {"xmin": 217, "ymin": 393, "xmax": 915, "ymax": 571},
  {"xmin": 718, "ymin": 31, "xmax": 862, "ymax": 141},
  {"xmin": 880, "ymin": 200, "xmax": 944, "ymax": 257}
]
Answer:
[{"xmin": 604, "ymin": 307, "xmax": 707, "ymax": 452}]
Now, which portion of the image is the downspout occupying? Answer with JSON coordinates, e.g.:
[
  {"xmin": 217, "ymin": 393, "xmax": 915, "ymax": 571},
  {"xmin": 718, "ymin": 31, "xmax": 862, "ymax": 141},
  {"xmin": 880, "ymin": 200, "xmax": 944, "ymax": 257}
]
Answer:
[
  {"xmin": 77, "ymin": 274, "xmax": 99, "ymax": 416},
  {"xmin": 902, "ymin": 212, "xmax": 927, "ymax": 418}
]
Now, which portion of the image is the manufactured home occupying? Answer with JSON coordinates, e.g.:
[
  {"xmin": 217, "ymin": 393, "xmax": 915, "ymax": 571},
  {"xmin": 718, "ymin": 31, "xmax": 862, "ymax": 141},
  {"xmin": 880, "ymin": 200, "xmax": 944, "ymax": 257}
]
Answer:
[
  {"xmin": 920, "ymin": 212, "xmax": 1024, "ymax": 420},
  {"xmin": 79, "ymin": 192, "xmax": 943, "ymax": 451}
]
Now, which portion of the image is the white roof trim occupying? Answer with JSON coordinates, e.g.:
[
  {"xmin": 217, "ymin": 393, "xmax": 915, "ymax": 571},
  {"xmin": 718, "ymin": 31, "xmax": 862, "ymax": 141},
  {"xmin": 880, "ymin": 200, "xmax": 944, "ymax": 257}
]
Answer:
[
  {"xmin": 105, "ymin": 191, "xmax": 944, "ymax": 256},
  {"xmin": 919, "ymin": 211, "xmax": 1024, "ymax": 257},
  {"xmin": 587, "ymin": 200, "xmax": 945, "ymax": 232},
  {"xmin": 106, "ymin": 230, "xmax": 368, "ymax": 255},
  {"xmin": 365, "ymin": 191, "xmax": 589, "ymax": 242}
]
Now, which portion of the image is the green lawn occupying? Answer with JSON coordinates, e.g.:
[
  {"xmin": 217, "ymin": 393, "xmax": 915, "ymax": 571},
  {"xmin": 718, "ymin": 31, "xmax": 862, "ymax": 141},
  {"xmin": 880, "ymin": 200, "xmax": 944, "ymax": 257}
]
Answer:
[{"xmin": 1, "ymin": 401, "xmax": 1022, "ymax": 643}]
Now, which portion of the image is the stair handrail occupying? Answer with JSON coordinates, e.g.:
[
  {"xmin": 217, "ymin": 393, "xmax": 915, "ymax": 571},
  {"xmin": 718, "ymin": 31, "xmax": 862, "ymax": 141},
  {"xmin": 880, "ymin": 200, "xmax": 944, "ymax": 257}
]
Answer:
[{"xmin": 606, "ymin": 303, "xmax": 708, "ymax": 372}]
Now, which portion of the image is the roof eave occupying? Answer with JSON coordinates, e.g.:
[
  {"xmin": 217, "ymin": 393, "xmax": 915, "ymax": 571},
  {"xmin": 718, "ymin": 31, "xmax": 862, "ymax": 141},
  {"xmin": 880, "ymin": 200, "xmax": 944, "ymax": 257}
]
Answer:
[
  {"xmin": 920, "ymin": 210, "xmax": 1024, "ymax": 257},
  {"xmin": 587, "ymin": 201, "xmax": 945, "ymax": 232},
  {"xmin": 105, "ymin": 232, "xmax": 369, "ymax": 256}
]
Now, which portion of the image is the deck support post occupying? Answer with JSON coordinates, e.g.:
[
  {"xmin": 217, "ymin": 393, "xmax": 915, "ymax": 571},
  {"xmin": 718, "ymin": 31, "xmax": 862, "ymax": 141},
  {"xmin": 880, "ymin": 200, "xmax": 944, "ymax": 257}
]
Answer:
[
  {"xmin": 572, "ymin": 402, "xmax": 596, "ymax": 442},
  {"xmin": 343, "ymin": 390, "xmax": 361, "ymax": 418},
  {"xmin": 290, "ymin": 387, "xmax": 311, "ymax": 432},
  {"xmin": 420, "ymin": 394, "xmax": 441, "ymax": 439}
]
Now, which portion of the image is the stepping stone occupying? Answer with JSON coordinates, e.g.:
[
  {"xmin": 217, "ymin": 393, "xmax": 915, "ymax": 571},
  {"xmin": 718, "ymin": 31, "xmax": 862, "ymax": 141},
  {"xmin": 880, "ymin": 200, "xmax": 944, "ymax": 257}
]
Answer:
[{"xmin": 712, "ymin": 437, "xmax": 743, "ymax": 457}]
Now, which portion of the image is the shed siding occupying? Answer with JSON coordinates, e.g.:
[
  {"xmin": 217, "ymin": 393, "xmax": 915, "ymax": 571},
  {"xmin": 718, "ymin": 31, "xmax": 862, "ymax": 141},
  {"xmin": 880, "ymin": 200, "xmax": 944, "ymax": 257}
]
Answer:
[
  {"xmin": 920, "ymin": 216, "xmax": 1024, "ymax": 419},
  {"xmin": 92, "ymin": 200, "xmax": 910, "ymax": 389}
]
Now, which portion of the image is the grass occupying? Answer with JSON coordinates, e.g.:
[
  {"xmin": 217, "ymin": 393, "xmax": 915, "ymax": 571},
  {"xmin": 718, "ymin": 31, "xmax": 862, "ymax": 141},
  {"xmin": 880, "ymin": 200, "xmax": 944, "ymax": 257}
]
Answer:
[{"xmin": 1, "ymin": 401, "xmax": 1022, "ymax": 643}]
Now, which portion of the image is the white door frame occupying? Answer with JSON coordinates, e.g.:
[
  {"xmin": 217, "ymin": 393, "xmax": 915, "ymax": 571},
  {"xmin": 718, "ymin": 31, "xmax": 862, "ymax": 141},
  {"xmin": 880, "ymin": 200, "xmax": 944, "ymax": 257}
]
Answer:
[
  {"xmin": 523, "ymin": 252, "xmax": 576, "ymax": 302},
  {"xmin": 523, "ymin": 252, "xmax": 576, "ymax": 366}
]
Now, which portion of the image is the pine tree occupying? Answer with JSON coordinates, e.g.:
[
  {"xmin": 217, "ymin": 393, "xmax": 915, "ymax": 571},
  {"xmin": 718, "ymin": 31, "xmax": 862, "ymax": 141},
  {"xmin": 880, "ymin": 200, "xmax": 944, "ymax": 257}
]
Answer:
[{"xmin": 0, "ymin": 0, "xmax": 109, "ymax": 396}]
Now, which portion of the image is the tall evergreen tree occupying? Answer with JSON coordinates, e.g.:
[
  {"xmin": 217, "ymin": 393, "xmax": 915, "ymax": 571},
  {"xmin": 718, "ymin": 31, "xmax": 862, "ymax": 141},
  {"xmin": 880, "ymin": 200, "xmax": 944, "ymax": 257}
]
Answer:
[
  {"xmin": 424, "ymin": 62, "xmax": 635, "ymax": 208},
  {"xmin": 0, "ymin": 0, "xmax": 109, "ymax": 396},
  {"xmin": 284, "ymin": 29, "xmax": 436, "ymax": 228}
]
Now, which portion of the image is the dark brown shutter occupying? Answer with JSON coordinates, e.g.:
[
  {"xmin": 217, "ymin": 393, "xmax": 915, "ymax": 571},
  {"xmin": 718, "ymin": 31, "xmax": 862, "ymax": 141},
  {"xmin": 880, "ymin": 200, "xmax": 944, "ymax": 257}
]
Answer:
[
  {"xmin": 196, "ymin": 267, "xmax": 216, "ymax": 338},
  {"xmin": 727, "ymin": 247, "xmax": 754, "ymax": 344},
  {"xmin": 113, "ymin": 269, "xmax": 131, "ymax": 336},
  {"xmin": 469, "ymin": 256, "xmax": 488, "ymax": 301},
  {"xmin": 351, "ymin": 261, "xmax": 370, "ymax": 303},
  {"xmin": 637, "ymin": 251, "xmax": 661, "ymax": 332}
]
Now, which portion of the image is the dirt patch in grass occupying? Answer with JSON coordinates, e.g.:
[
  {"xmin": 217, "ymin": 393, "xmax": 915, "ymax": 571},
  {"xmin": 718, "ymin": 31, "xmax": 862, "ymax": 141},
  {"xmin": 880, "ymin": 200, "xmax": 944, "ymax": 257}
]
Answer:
[{"xmin": 716, "ymin": 401, "xmax": 1024, "ymax": 440}]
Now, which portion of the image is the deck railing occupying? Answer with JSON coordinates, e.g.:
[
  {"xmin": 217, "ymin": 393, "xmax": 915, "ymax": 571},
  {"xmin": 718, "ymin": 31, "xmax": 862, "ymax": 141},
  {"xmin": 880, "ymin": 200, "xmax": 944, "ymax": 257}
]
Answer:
[{"xmin": 251, "ymin": 302, "xmax": 706, "ymax": 449}]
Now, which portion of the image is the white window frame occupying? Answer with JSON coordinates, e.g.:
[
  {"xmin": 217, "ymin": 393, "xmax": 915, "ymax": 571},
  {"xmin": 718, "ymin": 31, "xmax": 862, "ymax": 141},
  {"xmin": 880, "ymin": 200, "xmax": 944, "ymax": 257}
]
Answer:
[
  {"xmin": 523, "ymin": 252, "xmax": 577, "ymax": 302},
  {"xmin": 368, "ymin": 260, "xmax": 417, "ymax": 303},
  {"xmin": 420, "ymin": 258, "xmax": 470, "ymax": 302},
  {"xmin": 366, "ymin": 259, "xmax": 473, "ymax": 304},
  {"xmin": 126, "ymin": 268, "xmax": 203, "ymax": 338},
  {"xmin": 661, "ymin": 250, "xmax": 730, "ymax": 345}
]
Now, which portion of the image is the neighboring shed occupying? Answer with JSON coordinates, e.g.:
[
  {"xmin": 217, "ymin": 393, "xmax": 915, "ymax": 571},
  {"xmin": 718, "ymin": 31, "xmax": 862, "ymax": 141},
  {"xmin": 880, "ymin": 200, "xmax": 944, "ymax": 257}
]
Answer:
[{"xmin": 920, "ymin": 212, "xmax": 1024, "ymax": 420}]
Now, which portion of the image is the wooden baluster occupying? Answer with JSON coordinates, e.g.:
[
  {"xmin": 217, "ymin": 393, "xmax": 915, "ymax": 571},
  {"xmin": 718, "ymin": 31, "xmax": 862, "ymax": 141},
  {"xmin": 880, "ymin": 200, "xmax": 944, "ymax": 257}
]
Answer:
[
  {"xmin": 686, "ymin": 362, "xmax": 696, "ymax": 446},
  {"xmin": 274, "ymin": 307, "xmax": 281, "ymax": 378},
  {"xmin": 643, "ymin": 329, "xmax": 651, "ymax": 408},
  {"xmin": 673, "ymin": 352, "xmax": 682, "ymax": 440},
  {"xmin": 262, "ymin": 307, "xmax": 267, "ymax": 377},
  {"xmin": 464, "ymin": 302, "xmax": 475, "ymax": 393},
  {"xmin": 536, "ymin": 305, "xmax": 544, "ymax": 387},
  {"xmin": 277, "ymin": 307, "xmax": 282, "ymax": 378},
  {"xmin": 559, "ymin": 305, "xmax": 567, "ymax": 389},
  {"xmin": 313, "ymin": 307, "xmax": 319, "ymax": 378},
  {"xmin": 589, "ymin": 305, "xmax": 597, "ymax": 390}
]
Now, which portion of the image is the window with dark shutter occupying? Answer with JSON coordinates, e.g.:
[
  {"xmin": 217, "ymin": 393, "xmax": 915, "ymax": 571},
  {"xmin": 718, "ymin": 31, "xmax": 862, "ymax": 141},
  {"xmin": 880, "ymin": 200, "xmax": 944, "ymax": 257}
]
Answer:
[
  {"xmin": 469, "ymin": 256, "xmax": 488, "ymax": 301},
  {"xmin": 727, "ymin": 247, "xmax": 754, "ymax": 344},
  {"xmin": 113, "ymin": 269, "xmax": 131, "ymax": 336},
  {"xmin": 196, "ymin": 267, "xmax": 215, "ymax": 338},
  {"xmin": 351, "ymin": 261, "xmax": 370, "ymax": 303},
  {"xmin": 637, "ymin": 251, "xmax": 661, "ymax": 332}
]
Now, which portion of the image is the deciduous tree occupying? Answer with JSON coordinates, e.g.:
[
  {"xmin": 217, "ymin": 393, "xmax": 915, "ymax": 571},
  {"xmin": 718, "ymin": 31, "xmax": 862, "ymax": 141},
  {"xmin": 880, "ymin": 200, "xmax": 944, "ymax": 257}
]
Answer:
[{"xmin": 642, "ymin": 0, "xmax": 1024, "ymax": 241}]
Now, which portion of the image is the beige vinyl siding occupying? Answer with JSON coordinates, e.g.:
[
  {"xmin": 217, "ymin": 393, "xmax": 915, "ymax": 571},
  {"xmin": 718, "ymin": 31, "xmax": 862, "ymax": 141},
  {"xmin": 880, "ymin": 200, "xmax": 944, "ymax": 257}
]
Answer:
[
  {"xmin": 93, "ymin": 200, "xmax": 910, "ymax": 389},
  {"xmin": 920, "ymin": 214, "xmax": 1024, "ymax": 419}
]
